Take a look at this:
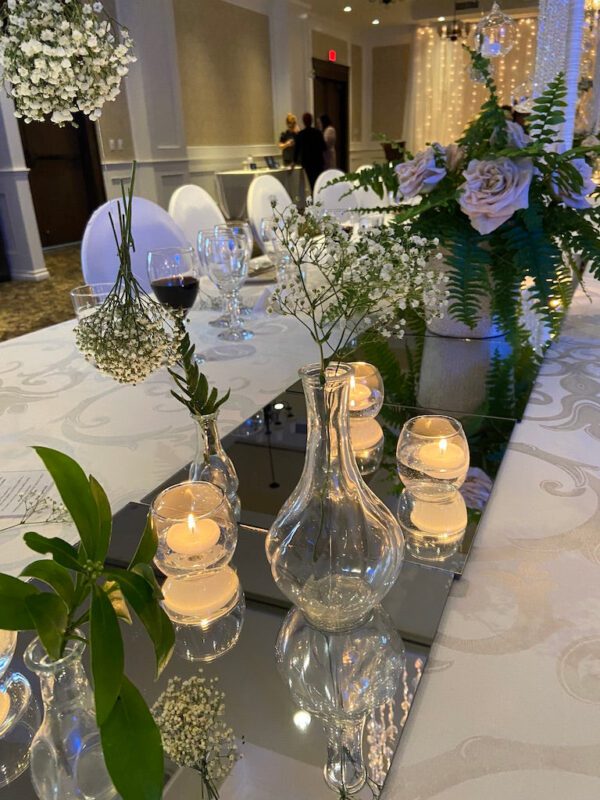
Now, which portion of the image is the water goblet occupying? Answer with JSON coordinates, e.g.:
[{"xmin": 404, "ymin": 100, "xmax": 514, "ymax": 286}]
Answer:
[
  {"xmin": 214, "ymin": 222, "xmax": 254, "ymax": 317},
  {"xmin": 205, "ymin": 233, "xmax": 254, "ymax": 342},
  {"xmin": 198, "ymin": 228, "xmax": 229, "ymax": 328}
]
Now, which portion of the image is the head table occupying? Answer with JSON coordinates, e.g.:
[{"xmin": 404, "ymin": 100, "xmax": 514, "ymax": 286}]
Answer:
[{"xmin": 1, "ymin": 277, "xmax": 599, "ymax": 799}]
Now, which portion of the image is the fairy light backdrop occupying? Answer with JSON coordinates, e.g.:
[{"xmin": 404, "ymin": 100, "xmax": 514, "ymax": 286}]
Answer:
[{"xmin": 404, "ymin": 17, "xmax": 538, "ymax": 152}]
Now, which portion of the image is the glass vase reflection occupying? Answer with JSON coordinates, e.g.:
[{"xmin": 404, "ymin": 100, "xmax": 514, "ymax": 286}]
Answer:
[
  {"xmin": 190, "ymin": 412, "xmax": 241, "ymax": 521},
  {"xmin": 276, "ymin": 606, "xmax": 404, "ymax": 796},
  {"xmin": 397, "ymin": 485, "xmax": 467, "ymax": 562},
  {"xmin": 266, "ymin": 364, "xmax": 404, "ymax": 632},
  {"xmin": 396, "ymin": 415, "xmax": 469, "ymax": 498},
  {"xmin": 152, "ymin": 481, "xmax": 238, "ymax": 577}
]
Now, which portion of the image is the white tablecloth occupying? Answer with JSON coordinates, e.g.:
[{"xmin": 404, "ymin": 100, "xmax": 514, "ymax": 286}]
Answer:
[{"xmin": 215, "ymin": 166, "xmax": 306, "ymax": 219}]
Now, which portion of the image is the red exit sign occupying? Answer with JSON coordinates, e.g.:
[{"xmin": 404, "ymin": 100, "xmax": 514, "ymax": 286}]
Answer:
[{"xmin": 328, "ymin": 49, "xmax": 337, "ymax": 62}]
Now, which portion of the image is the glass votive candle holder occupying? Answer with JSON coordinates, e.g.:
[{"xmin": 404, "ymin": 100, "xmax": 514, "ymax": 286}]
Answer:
[
  {"xmin": 348, "ymin": 362, "xmax": 384, "ymax": 419},
  {"xmin": 350, "ymin": 418, "xmax": 384, "ymax": 476},
  {"xmin": 162, "ymin": 566, "xmax": 242, "ymax": 626},
  {"xmin": 0, "ymin": 632, "xmax": 17, "ymax": 682},
  {"xmin": 0, "ymin": 671, "xmax": 41, "ymax": 787},
  {"xmin": 397, "ymin": 485, "xmax": 467, "ymax": 562},
  {"xmin": 70, "ymin": 284, "xmax": 113, "ymax": 320},
  {"xmin": 151, "ymin": 481, "xmax": 237, "ymax": 577},
  {"xmin": 396, "ymin": 415, "xmax": 469, "ymax": 496},
  {"xmin": 174, "ymin": 590, "xmax": 245, "ymax": 663}
]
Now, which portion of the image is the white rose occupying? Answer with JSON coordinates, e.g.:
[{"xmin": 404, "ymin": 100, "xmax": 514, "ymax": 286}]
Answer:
[{"xmin": 459, "ymin": 157, "xmax": 533, "ymax": 235}]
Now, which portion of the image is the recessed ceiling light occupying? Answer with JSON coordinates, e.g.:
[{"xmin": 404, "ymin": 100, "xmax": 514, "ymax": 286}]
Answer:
[
  {"xmin": 299, "ymin": 11, "xmax": 308, "ymax": 19},
  {"xmin": 293, "ymin": 710, "xmax": 312, "ymax": 731},
  {"xmin": 437, "ymin": 16, "xmax": 446, "ymax": 21},
  {"xmin": 372, "ymin": 18, "xmax": 380, "ymax": 25},
  {"xmin": 343, "ymin": 4, "xmax": 352, "ymax": 11}
]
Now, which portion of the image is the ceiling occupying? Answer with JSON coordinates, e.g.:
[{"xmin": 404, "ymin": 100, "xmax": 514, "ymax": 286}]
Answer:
[{"xmin": 303, "ymin": 0, "xmax": 539, "ymax": 33}]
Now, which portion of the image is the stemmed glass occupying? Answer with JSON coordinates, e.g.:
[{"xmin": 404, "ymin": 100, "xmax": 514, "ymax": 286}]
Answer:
[
  {"xmin": 204, "ymin": 232, "xmax": 254, "ymax": 342},
  {"xmin": 147, "ymin": 246, "xmax": 199, "ymax": 314},
  {"xmin": 214, "ymin": 223, "xmax": 253, "ymax": 317},
  {"xmin": 198, "ymin": 228, "xmax": 228, "ymax": 328},
  {"xmin": 260, "ymin": 218, "xmax": 289, "ymax": 283}
]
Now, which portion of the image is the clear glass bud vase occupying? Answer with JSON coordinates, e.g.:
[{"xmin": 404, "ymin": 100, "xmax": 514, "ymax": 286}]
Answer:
[
  {"xmin": 265, "ymin": 364, "xmax": 404, "ymax": 631},
  {"xmin": 190, "ymin": 412, "xmax": 241, "ymax": 521},
  {"xmin": 24, "ymin": 637, "xmax": 118, "ymax": 800}
]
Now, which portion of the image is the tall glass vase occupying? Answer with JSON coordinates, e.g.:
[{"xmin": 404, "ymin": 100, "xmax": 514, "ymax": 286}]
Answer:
[
  {"xmin": 24, "ymin": 637, "xmax": 117, "ymax": 800},
  {"xmin": 190, "ymin": 412, "xmax": 241, "ymax": 521},
  {"xmin": 265, "ymin": 364, "xmax": 404, "ymax": 631}
]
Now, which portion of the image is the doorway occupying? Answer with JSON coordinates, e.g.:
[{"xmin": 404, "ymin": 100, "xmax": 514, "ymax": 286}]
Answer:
[
  {"xmin": 19, "ymin": 113, "xmax": 106, "ymax": 248},
  {"xmin": 312, "ymin": 58, "xmax": 349, "ymax": 173}
]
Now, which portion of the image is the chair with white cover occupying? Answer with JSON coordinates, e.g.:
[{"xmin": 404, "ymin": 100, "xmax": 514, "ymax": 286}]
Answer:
[
  {"xmin": 168, "ymin": 185, "xmax": 226, "ymax": 248},
  {"xmin": 247, "ymin": 174, "xmax": 293, "ymax": 252},
  {"xmin": 313, "ymin": 168, "xmax": 358, "ymax": 212},
  {"xmin": 354, "ymin": 165, "xmax": 385, "ymax": 210},
  {"xmin": 81, "ymin": 197, "xmax": 189, "ymax": 294}
]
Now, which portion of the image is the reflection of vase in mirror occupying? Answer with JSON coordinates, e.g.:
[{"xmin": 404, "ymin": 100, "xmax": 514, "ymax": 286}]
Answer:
[
  {"xmin": 190, "ymin": 412, "xmax": 241, "ymax": 521},
  {"xmin": 417, "ymin": 333, "xmax": 512, "ymax": 414},
  {"xmin": 266, "ymin": 364, "xmax": 404, "ymax": 632},
  {"xmin": 276, "ymin": 606, "xmax": 405, "ymax": 795}
]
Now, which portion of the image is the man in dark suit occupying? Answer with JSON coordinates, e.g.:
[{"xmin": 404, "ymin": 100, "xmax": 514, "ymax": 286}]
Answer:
[{"xmin": 294, "ymin": 112, "xmax": 326, "ymax": 192}]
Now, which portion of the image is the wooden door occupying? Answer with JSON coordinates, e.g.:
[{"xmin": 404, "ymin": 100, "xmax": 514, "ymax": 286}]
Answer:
[
  {"xmin": 19, "ymin": 113, "xmax": 106, "ymax": 247},
  {"xmin": 313, "ymin": 59, "xmax": 349, "ymax": 172}
]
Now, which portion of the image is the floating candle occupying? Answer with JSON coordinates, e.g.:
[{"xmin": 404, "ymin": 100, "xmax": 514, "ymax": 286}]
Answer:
[
  {"xmin": 410, "ymin": 494, "xmax": 467, "ymax": 535},
  {"xmin": 350, "ymin": 418, "xmax": 384, "ymax": 452},
  {"xmin": 418, "ymin": 439, "xmax": 467, "ymax": 480},
  {"xmin": 162, "ymin": 567, "xmax": 240, "ymax": 624},
  {"xmin": 166, "ymin": 513, "xmax": 220, "ymax": 556},
  {"xmin": 349, "ymin": 376, "xmax": 372, "ymax": 412},
  {"xmin": 0, "ymin": 688, "xmax": 10, "ymax": 727}
]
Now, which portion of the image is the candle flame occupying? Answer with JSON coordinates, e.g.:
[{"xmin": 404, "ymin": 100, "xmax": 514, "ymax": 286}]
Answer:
[
  {"xmin": 187, "ymin": 513, "xmax": 196, "ymax": 533},
  {"xmin": 439, "ymin": 439, "xmax": 448, "ymax": 454}
]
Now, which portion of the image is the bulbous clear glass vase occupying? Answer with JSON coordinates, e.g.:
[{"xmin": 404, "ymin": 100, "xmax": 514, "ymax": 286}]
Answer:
[
  {"xmin": 24, "ymin": 637, "xmax": 117, "ymax": 800},
  {"xmin": 265, "ymin": 363, "xmax": 404, "ymax": 631},
  {"xmin": 190, "ymin": 412, "xmax": 241, "ymax": 521},
  {"xmin": 276, "ymin": 605, "xmax": 405, "ymax": 795}
]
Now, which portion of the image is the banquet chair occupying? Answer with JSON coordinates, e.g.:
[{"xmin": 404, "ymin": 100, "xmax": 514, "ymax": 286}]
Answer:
[
  {"xmin": 354, "ymin": 165, "xmax": 386, "ymax": 210},
  {"xmin": 247, "ymin": 174, "xmax": 293, "ymax": 252},
  {"xmin": 168, "ymin": 185, "xmax": 226, "ymax": 248},
  {"xmin": 81, "ymin": 197, "xmax": 189, "ymax": 294},
  {"xmin": 313, "ymin": 168, "xmax": 358, "ymax": 212}
]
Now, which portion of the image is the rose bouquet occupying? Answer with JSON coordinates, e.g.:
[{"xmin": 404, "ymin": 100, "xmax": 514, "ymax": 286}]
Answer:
[{"xmin": 352, "ymin": 49, "xmax": 600, "ymax": 334}]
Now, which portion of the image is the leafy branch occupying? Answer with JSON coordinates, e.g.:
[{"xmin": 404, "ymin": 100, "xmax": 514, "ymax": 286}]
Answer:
[{"xmin": 168, "ymin": 323, "xmax": 230, "ymax": 418}]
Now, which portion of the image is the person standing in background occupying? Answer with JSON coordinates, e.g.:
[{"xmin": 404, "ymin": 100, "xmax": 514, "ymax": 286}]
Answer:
[
  {"xmin": 319, "ymin": 114, "xmax": 337, "ymax": 170},
  {"xmin": 278, "ymin": 113, "xmax": 298, "ymax": 166},
  {"xmin": 294, "ymin": 112, "xmax": 326, "ymax": 192}
]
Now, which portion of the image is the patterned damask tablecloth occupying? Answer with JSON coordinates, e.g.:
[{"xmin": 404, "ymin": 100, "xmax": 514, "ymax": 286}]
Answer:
[
  {"xmin": 383, "ymin": 277, "xmax": 600, "ymax": 799},
  {"xmin": 1, "ymin": 279, "xmax": 600, "ymax": 797}
]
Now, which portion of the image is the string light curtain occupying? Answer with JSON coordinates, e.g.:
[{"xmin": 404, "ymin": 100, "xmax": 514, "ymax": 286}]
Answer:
[{"xmin": 404, "ymin": 17, "xmax": 538, "ymax": 152}]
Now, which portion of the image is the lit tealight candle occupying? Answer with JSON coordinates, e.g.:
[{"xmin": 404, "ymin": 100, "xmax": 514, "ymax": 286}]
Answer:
[
  {"xmin": 162, "ymin": 567, "xmax": 240, "ymax": 624},
  {"xmin": 166, "ymin": 513, "xmax": 220, "ymax": 556},
  {"xmin": 0, "ymin": 688, "xmax": 10, "ymax": 727},
  {"xmin": 349, "ymin": 376, "xmax": 372, "ymax": 412},
  {"xmin": 418, "ymin": 438, "xmax": 466, "ymax": 480}
]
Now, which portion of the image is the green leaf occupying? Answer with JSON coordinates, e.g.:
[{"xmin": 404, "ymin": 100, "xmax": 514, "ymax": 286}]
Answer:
[
  {"xmin": 23, "ymin": 532, "xmax": 84, "ymax": 572},
  {"xmin": 89, "ymin": 475, "xmax": 112, "ymax": 563},
  {"xmin": 91, "ymin": 585, "xmax": 124, "ymax": 725},
  {"xmin": 20, "ymin": 560, "xmax": 75, "ymax": 607},
  {"xmin": 130, "ymin": 563, "xmax": 162, "ymax": 600},
  {"xmin": 33, "ymin": 447, "xmax": 100, "ymax": 560},
  {"xmin": 129, "ymin": 516, "xmax": 157, "ymax": 569},
  {"xmin": 0, "ymin": 574, "xmax": 38, "ymax": 629},
  {"xmin": 25, "ymin": 593, "xmax": 68, "ymax": 660},
  {"xmin": 100, "ymin": 675, "xmax": 164, "ymax": 800},
  {"xmin": 107, "ymin": 570, "xmax": 174, "ymax": 676},
  {"xmin": 102, "ymin": 581, "xmax": 132, "ymax": 624}
]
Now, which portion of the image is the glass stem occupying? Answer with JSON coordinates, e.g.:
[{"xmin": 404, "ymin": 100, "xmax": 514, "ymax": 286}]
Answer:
[{"xmin": 229, "ymin": 290, "xmax": 242, "ymax": 332}]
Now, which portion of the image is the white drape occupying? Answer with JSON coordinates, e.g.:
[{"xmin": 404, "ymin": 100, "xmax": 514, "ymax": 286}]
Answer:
[{"xmin": 404, "ymin": 18, "xmax": 538, "ymax": 153}]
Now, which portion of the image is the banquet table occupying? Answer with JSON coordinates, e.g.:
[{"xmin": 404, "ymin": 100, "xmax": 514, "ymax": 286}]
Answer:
[
  {"xmin": 215, "ymin": 165, "xmax": 306, "ymax": 219},
  {"xmin": 1, "ymin": 277, "xmax": 600, "ymax": 797}
]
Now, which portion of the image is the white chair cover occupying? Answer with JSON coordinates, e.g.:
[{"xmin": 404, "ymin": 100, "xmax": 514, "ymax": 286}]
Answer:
[
  {"xmin": 355, "ymin": 164, "xmax": 385, "ymax": 210},
  {"xmin": 168, "ymin": 185, "xmax": 225, "ymax": 247},
  {"xmin": 81, "ymin": 197, "xmax": 189, "ymax": 294},
  {"xmin": 247, "ymin": 174, "xmax": 293, "ymax": 252},
  {"xmin": 313, "ymin": 168, "xmax": 358, "ymax": 212}
]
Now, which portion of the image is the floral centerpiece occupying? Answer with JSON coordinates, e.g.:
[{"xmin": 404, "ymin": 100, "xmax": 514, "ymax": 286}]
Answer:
[
  {"xmin": 0, "ymin": 0, "xmax": 135, "ymax": 125},
  {"xmin": 352, "ymin": 49, "xmax": 600, "ymax": 334}
]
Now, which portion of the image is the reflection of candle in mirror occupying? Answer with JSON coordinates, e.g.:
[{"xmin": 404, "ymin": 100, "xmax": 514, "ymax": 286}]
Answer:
[
  {"xmin": 162, "ymin": 568, "xmax": 239, "ymax": 624},
  {"xmin": 410, "ymin": 494, "xmax": 467, "ymax": 535},
  {"xmin": 350, "ymin": 418, "xmax": 383, "ymax": 452},
  {"xmin": 0, "ymin": 688, "xmax": 10, "ymax": 726},
  {"xmin": 349, "ymin": 376, "xmax": 372, "ymax": 411},
  {"xmin": 418, "ymin": 439, "xmax": 466, "ymax": 479},
  {"xmin": 166, "ymin": 514, "xmax": 220, "ymax": 555}
]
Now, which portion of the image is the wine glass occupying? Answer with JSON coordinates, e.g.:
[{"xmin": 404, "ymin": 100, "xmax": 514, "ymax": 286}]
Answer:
[
  {"xmin": 214, "ymin": 223, "xmax": 253, "ymax": 317},
  {"xmin": 205, "ymin": 233, "xmax": 254, "ymax": 342},
  {"xmin": 147, "ymin": 246, "xmax": 199, "ymax": 314},
  {"xmin": 70, "ymin": 284, "xmax": 113, "ymax": 320},
  {"xmin": 198, "ymin": 228, "xmax": 228, "ymax": 328}
]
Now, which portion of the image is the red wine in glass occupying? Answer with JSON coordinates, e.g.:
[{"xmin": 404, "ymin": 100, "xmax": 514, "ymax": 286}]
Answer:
[{"xmin": 151, "ymin": 275, "xmax": 199, "ymax": 311}]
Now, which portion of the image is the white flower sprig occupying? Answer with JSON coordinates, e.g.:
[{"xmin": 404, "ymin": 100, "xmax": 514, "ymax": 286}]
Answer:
[
  {"xmin": 152, "ymin": 673, "xmax": 239, "ymax": 799},
  {"xmin": 75, "ymin": 163, "xmax": 183, "ymax": 384},
  {"xmin": 268, "ymin": 203, "xmax": 449, "ymax": 377},
  {"xmin": 0, "ymin": 0, "xmax": 136, "ymax": 125}
]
